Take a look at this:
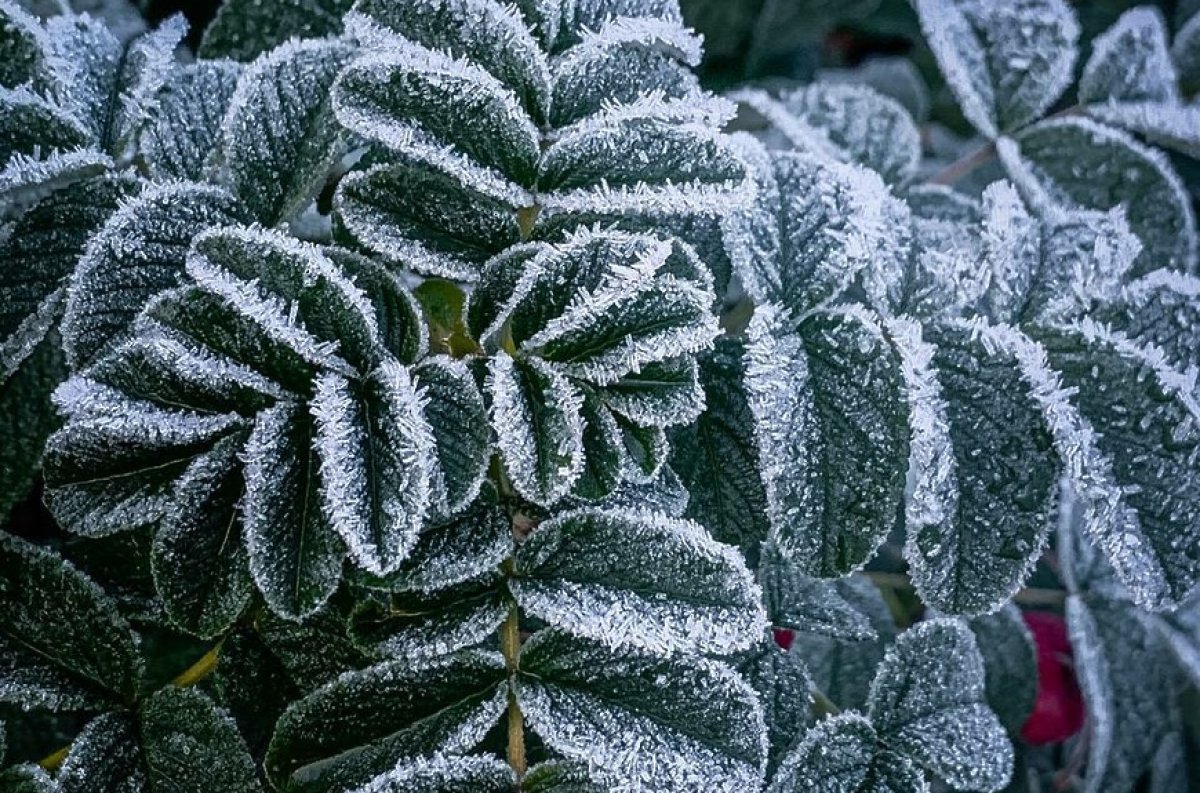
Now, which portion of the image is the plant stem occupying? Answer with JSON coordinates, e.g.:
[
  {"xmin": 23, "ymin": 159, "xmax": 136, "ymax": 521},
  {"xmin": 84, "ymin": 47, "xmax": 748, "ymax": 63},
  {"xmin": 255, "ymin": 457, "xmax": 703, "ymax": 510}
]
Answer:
[
  {"xmin": 927, "ymin": 142, "xmax": 997, "ymax": 186},
  {"xmin": 500, "ymin": 601, "xmax": 526, "ymax": 777},
  {"xmin": 38, "ymin": 642, "xmax": 224, "ymax": 771},
  {"xmin": 810, "ymin": 688, "xmax": 841, "ymax": 719}
]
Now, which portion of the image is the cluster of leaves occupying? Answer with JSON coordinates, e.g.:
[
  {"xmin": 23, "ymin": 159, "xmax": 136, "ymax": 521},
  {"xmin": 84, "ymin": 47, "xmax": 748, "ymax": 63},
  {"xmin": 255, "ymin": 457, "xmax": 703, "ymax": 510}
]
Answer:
[{"xmin": 1, "ymin": 0, "xmax": 1199, "ymax": 792}]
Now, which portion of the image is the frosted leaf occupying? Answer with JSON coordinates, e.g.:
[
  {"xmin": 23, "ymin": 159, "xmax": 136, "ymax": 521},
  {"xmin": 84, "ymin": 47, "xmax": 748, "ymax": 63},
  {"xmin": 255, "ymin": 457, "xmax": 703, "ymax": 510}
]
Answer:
[
  {"xmin": 353, "ymin": 502, "xmax": 512, "ymax": 595},
  {"xmin": 332, "ymin": 45, "xmax": 540, "ymax": 201},
  {"xmin": 903, "ymin": 321, "xmax": 1061, "ymax": 615},
  {"xmin": 596, "ymin": 356, "xmax": 703, "ymax": 428},
  {"xmin": 0, "ymin": 532, "xmax": 140, "ymax": 711},
  {"xmin": 728, "ymin": 144, "xmax": 910, "ymax": 317},
  {"xmin": 140, "ymin": 59, "xmax": 241, "ymax": 181},
  {"xmin": 1086, "ymin": 102, "xmax": 1200, "ymax": 160},
  {"xmin": 735, "ymin": 640, "xmax": 813, "ymax": 771},
  {"xmin": 348, "ymin": 584, "xmax": 508, "ymax": 663},
  {"xmin": 1159, "ymin": 592, "xmax": 1200, "ymax": 687},
  {"xmin": 0, "ymin": 327, "xmax": 61, "ymax": 521},
  {"xmin": 347, "ymin": 0, "xmax": 550, "ymax": 120},
  {"xmin": 44, "ymin": 392, "xmax": 244, "ymax": 536},
  {"xmin": 1148, "ymin": 732, "xmax": 1189, "ymax": 793},
  {"xmin": 219, "ymin": 38, "xmax": 354, "ymax": 225},
  {"xmin": 349, "ymin": 753, "xmax": 514, "ymax": 793},
  {"xmin": 56, "ymin": 688, "xmax": 260, "ymax": 793},
  {"xmin": 325, "ymin": 247, "xmax": 427, "ymax": 364},
  {"xmin": 615, "ymin": 413, "xmax": 668, "ymax": 483},
  {"xmin": 819, "ymin": 56, "xmax": 931, "ymax": 124},
  {"xmin": 0, "ymin": 764, "xmax": 56, "ymax": 793},
  {"xmin": 1079, "ymin": 7, "xmax": 1178, "ymax": 105},
  {"xmin": 537, "ymin": 118, "xmax": 747, "ymax": 220},
  {"xmin": 513, "ymin": 507, "xmax": 766, "ymax": 656},
  {"xmin": 668, "ymin": 338, "xmax": 769, "ymax": 555},
  {"xmin": 517, "ymin": 630, "xmax": 767, "ymax": 793},
  {"xmin": 1099, "ymin": 271, "xmax": 1200, "ymax": 376},
  {"xmin": 248, "ymin": 606, "xmax": 370, "ymax": 691},
  {"xmin": 768, "ymin": 84, "xmax": 921, "ymax": 185},
  {"xmin": 199, "ymin": 0, "xmax": 352, "ymax": 62},
  {"xmin": 312, "ymin": 362, "xmax": 436, "ymax": 574},
  {"xmin": 334, "ymin": 159, "xmax": 522, "ymax": 281},
  {"xmin": 62, "ymin": 181, "xmax": 247, "ymax": 369},
  {"xmin": 0, "ymin": 148, "xmax": 111, "ymax": 206},
  {"xmin": 867, "ymin": 619, "xmax": 1013, "ymax": 793},
  {"xmin": 139, "ymin": 286, "xmax": 320, "ymax": 393},
  {"xmin": 759, "ymin": 544, "xmax": 876, "ymax": 640},
  {"xmin": 0, "ymin": 86, "xmax": 90, "ymax": 161},
  {"xmin": 792, "ymin": 576, "xmax": 897, "ymax": 712},
  {"xmin": 574, "ymin": 463, "xmax": 689, "ymax": 517},
  {"xmin": 1174, "ymin": 10, "xmax": 1200, "ymax": 92},
  {"xmin": 186, "ymin": 226, "xmax": 380, "ymax": 374},
  {"xmin": 487, "ymin": 352, "xmax": 585, "ymax": 506},
  {"xmin": 150, "ymin": 432, "xmax": 252, "ymax": 638},
  {"xmin": 973, "ymin": 181, "xmax": 1140, "ymax": 326},
  {"xmin": 966, "ymin": 605, "xmax": 1038, "ymax": 733},
  {"xmin": 139, "ymin": 687, "xmax": 260, "ymax": 792},
  {"xmin": 1034, "ymin": 321, "xmax": 1200, "ymax": 609},
  {"xmin": 56, "ymin": 713, "xmax": 144, "ymax": 792},
  {"xmin": 906, "ymin": 184, "xmax": 982, "ymax": 225},
  {"xmin": 243, "ymin": 402, "xmax": 346, "ymax": 620},
  {"xmin": 766, "ymin": 713, "xmax": 929, "ymax": 793},
  {"xmin": 0, "ymin": 0, "xmax": 45, "ymax": 89},
  {"xmin": 1004, "ymin": 117, "xmax": 1196, "ymax": 274},
  {"xmin": 745, "ymin": 305, "xmax": 908, "ymax": 578},
  {"xmin": 265, "ymin": 651, "xmax": 508, "ymax": 792},
  {"xmin": 43, "ymin": 13, "xmax": 185, "ymax": 156},
  {"xmin": 572, "ymin": 394, "xmax": 626, "ymax": 500},
  {"xmin": 0, "ymin": 173, "xmax": 133, "ymax": 378},
  {"xmin": 521, "ymin": 759, "xmax": 606, "ymax": 793},
  {"xmin": 913, "ymin": 0, "xmax": 1079, "ymax": 137},
  {"xmin": 548, "ymin": 17, "xmax": 701, "ymax": 127},
  {"xmin": 413, "ymin": 357, "xmax": 490, "ymax": 517},
  {"xmin": 465, "ymin": 243, "xmax": 543, "ymax": 345},
  {"xmin": 1067, "ymin": 594, "xmax": 1185, "ymax": 793}
]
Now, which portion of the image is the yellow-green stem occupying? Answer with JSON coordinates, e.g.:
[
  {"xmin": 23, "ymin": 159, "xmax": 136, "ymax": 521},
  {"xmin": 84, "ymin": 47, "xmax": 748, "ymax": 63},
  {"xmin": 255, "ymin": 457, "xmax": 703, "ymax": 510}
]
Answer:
[{"xmin": 500, "ymin": 603, "xmax": 526, "ymax": 777}]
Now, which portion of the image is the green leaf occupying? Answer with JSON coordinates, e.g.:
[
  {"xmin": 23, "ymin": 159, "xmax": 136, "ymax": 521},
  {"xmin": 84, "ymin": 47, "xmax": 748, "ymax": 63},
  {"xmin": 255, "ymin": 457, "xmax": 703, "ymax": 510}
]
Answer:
[
  {"xmin": 669, "ymin": 337, "xmax": 769, "ymax": 555},
  {"xmin": 266, "ymin": 652, "xmax": 507, "ymax": 792},
  {"xmin": 0, "ymin": 328, "xmax": 63, "ymax": 521},
  {"xmin": 1079, "ymin": 7, "xmax": 1177, "ymax": 104},
  {"xmin": 599, "ymin": 356, "xmax": 703, "ymax": 429},
  {"xmin": 1086, "ymin": 102, "xmax": 1200, "ymax": 161},
  {"xmin": 348, "ymin": 583, "xmax": 508, "ymax": 663},
  {"xmin": 150, "ymin": 432, "xmax": 252, "ymax": 638},
  {"xmin": 243, "ymin": 402, "xmax": 346, "ymax": 620},
  {"xmin": 0, "ymin": 764, "xmax": 57, "ymax": 793},
  {"xmin": 140, "ymin": 59, "xmax": 242, "ymax": 181},
  {"xmin": 312, "ymin": 362, "xmax": 436, "ymax": 575},
  {"xmin": 1035, "ymin": 321, "xmax": 1200, "ymax": 610},
  {"xmin": 352, "ymin": 501, "xmax": 512, "ymax": 596},
  {"xmin": 334, "ymin": 159, "xmax": 523, "ymax": 281},
  {"xmin": 1175, "ymin": 10, "xmax": 1200, "ymax": 93},
  {"xmin": 0, "ymin": 87, "xmax": 89, "ymax": 163},
  {"xmin": 766, "ymin": 713, "xmax": 928, "ymax": 793},
  {"xmin": 571, "ymin": 394, "xmax": 626, "ymax": 501},
  {"xmin": 1004, "ymin": 117, "xmax": 1196, "ymax": 275},
  {"xmin": 220, "ymin": 38, "xmax": 355, "ymax": 225},
  {"xmin": 0, "ymin": 1, "xmax": 45, "ymax": 89},
  {"xmin": 61, "ymin": 181, "xmax": 248, "ymax": 369},
  {"xmin": 1067, "ymin": 594, "xmax": 1184, "ymax": 793},
  {"xmin": 967, "ymin": 605, "xmax": 1037, "ymax": 733},
  {"xmin": 759, "ymin": 546, "xmax": 876, "ymax": 640},
  {"xmin": 325, "ymin": 247, "xmax": 427, "ymax": 365},
  {"xmin": 745, "ymin": 305, "xmax": 909, "ymax": 578},
  {"xmin": 349, "ymin": 0, "xmax": 550, "ymax": 121},
  {"xmin": 487, "ymin": 352, "xmax": 584, "ymax": 506},
  {"xmin": 332, "ymin": 47, "xmax": 540, "ymax": 203},
  {"xmin": 720, "ymin": 143, "xmax": 902, "ymax": 316},
  {"xmin": 44, "ymin": 391, "xmax": 245, "ymax": 537},
  {"xmin": 0, "ymin": 171, "xmax": 133, "ymax": 380},
  {"xmin": 349, "ymin": 754, "xmax": 515, "ymax": 793},
  {"xmin": 0, "ymin": 532, "xmax": 140, "ymax": 711},
  {"xmin": 414, "ymin": 357, "xmax": 491, "ymax": 517},
  {"xmin": 736, "ymin": 641, "xmax": 814, "ymax": 772},
  {"xmin": 517, "ymin": 630, "xmax": 767, "ymax": 793},
  {"xmin": 913, "ymin": 0, "xmax": 1079, "ymax": 137},
  {"xmin": 904, "ymin": 321, "xmax": 1060, "ymax": 615},
  {"xmin": 57, "ymin": 688, "xmax": 261, "ymax": 793},
  {"xmin": 211, "ymin": 626, "xmax": 302, "ymax": 757},
  {"xmin": 513, "ymin": 507, "xmax": 766, "ymax": 656},
  {"xmin": 792, "ymin": 576, "xmax": 897, "ymax": 712},
  {"xmin": 199, "ymin": 0, "xmax": 352, "ymax": 61},
  {"xmin": 867, "ymin": 619, "xmax": 1012, "ymax": 793}
]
